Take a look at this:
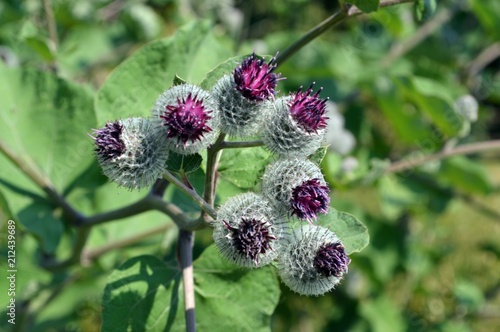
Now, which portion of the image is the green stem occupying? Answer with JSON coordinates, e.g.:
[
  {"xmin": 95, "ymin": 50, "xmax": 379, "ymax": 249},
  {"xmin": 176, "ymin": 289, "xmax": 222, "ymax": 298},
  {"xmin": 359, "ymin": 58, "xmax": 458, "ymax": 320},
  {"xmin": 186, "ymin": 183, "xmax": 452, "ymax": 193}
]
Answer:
[
  {"xmin": 83, "ymin": 222, "xmax": 175, "ymax": 262},
  {"xmin": 276, "ymin": 0, "xmax": 415, "ymax": 67},
  {"xmin": 178, "ymin": 229, "xmax": 196, "ymax": 332},
  {"xmin": 385, "ymin": 140, "xmax": 500, "ymax": 174},
  {"xmin": 163, "ymin": 171, "xmax": 217, "ymax": 221},
  {"xmin": 201, "ymin": 133, "xmax": 226, "ymax": 221},
  {"xmin": 219, "ymin": 140, "xmax": 264, "ymax": 149}
]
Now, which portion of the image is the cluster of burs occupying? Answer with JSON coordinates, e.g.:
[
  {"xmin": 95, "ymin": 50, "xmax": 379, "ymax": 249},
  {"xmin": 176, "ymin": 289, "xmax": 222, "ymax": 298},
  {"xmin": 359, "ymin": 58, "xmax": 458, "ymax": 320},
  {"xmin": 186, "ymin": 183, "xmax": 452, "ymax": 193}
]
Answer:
[{"xmin": 92, "ymin": 53, "xmax": 350, "ymax": 296}]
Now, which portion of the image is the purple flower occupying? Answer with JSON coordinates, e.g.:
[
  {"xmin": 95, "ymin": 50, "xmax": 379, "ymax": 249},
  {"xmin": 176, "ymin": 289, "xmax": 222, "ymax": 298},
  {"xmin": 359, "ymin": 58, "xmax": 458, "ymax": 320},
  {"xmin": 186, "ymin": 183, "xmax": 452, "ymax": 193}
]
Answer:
[
  {"xmin": 288, "ymin": 83, "xmax": 328, "ymax": 133},
  {"xmin": 290, "ymin": 178, "xmax": 330, "ymax": 221},
  {"xmin": 223, "ymin": 218, "xmax": 276, "ymax": 265},
  {"xmin": 233, "ymin": 53, "xmax": 280, "ymax": 101},
  {"xmin": 160, "ymin": 93, "xmax": 212, "ymax": 146},
  {"xmin": 313, "ymin": 242, "xmax": 350, "ymax": 278},
  {"xmin": 92, "ymin": 121, "xmax": 125, "ymax": 161}
]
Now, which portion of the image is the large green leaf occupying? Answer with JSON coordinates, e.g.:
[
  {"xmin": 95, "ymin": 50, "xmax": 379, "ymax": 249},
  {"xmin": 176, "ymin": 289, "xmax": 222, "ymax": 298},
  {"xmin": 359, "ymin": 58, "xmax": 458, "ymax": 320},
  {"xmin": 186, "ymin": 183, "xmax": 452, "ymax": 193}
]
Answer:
[
  {"xmin": 102, "ymin": 245, "xmax": 280, "ymax": 331},
  {"xmin": 470, "ymin": 0, "xmax": 500, "ymax": 39},
  {"xmin": 317, "ymin": 210, "xmax": 369, "ymax": 254},
  {"xmin": 395, "ymin": 76, "xmax": 465, "ymax": 137},
  {"xmin": 166, "ymin": 152, "xmax": 202, "ymax": 174},
  {"xmin": 373, "ymin": 77, "xmax": 432, "ymax": 144},
  {"xmin": 199, "ymin": 54, "xmax": 250, "ymax": 90},
  {"xmin": 439, "ymin": 156, "xmax": 494, "ymax": 195},
  {"xmin": 95, "ymin": 20, "xmax": 231, "ymax": 125},
  {"xmin": 0, "ymin": 65, "xmax": 96, "ymax": 252},
  {"xmin": 217, "ymin": 147, "xmax": 273, "ymax": 189}
]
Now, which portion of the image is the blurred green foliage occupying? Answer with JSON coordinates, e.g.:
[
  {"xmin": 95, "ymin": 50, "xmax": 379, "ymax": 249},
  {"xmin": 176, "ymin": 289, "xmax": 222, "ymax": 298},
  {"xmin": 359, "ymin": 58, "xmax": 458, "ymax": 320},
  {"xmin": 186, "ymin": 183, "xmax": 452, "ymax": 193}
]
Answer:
[{"xmin": 0, "ymin": 0, "xmax": 499, "ymax": 331}]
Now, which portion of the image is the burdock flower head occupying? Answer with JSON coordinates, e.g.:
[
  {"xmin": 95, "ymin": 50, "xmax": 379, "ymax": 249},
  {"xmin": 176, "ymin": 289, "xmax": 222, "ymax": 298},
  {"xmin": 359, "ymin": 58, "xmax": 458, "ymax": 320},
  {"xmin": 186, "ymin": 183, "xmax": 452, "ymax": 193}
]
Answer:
[
  {"xmin": 91, "ymin": 118, "xmax": 169, "ymax": 190},
  {"xmin": 262, "ymin": 158, "xmax": 330, "ymax": 222},
  {"xmin": 213, "ymin": 193, "xmax": 287, "ymax": 267},
  {"xmin": 152, "ymin": 84, "xmax": 217, "ymax": 155},
  {"xmin": 277, "ymin": 225, "xmax": 350, "ymax": 296},
  {"xmin": 93, "ymin": 121, "xmax": 125, "ymax": 161},
  {"xmin": 211, "ymin": 53, "xmax": 282, "ymax": 137},
  {"xmin": 263, "ymin": 83, "xmax": 328, "ymax": 157},
  {"xmin": 289, "ymin": 84, "xmax": 328, "ymax": 132},
  {"xmin": 233, "ymin": 52, "xmax": 279, "ymax": 101}
]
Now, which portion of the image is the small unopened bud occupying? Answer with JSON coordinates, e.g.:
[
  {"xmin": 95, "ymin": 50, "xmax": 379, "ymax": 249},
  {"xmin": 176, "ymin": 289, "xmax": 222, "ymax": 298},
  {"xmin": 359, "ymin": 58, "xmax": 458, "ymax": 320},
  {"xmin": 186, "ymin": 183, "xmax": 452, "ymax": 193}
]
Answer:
[
  {"xmin": 213, "ymin": 193, "xmax": 287, "ymax": 268},
  {"xmin": 277, "ymin": 225, "xmax": 350, "ymax": 296}
]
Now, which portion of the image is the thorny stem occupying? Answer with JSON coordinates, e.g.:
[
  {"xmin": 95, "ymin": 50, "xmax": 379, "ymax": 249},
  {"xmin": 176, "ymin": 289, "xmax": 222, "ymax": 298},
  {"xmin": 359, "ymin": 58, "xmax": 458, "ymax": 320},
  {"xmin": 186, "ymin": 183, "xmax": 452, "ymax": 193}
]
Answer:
[
  {"xmin": 178, "ymin": 230, "xmax": 196, "ymax": 332},
  {"xmin": 275, "ymin": 0, "xmax": 415, "ymax": 67},
  {"xmin": 385, "ymin": 140, "xmax": 500, "ymax": 174}
]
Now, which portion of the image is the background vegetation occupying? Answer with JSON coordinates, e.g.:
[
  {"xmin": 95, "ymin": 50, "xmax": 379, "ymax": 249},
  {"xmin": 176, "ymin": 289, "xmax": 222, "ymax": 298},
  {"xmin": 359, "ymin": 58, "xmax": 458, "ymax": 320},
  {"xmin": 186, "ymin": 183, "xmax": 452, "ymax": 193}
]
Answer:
[{"xmin": 1, "ymin": 0, "xmax": 499, "ymax": 331}]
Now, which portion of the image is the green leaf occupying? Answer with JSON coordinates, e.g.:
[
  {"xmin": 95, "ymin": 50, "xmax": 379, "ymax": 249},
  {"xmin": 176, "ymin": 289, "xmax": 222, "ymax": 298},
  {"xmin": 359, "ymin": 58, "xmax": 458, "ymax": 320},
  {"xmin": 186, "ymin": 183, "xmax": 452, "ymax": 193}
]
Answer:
[
  {"xmin": 414, "ymin": 0, "xmax": 437, "ymax": 22},
  {"xmin": 377, "ymin": 174, "xmax": 423, "ymax": 220},
  {"xmin": 0, "ymin": 66, "xmax": 96, "ymax": 253},
  {"xmin": 218, "ymin": 147, "xmax": 273, "ymax": 189},
  {"xmin": 199, "ymin": 54, "xmax": 272, "ymax": 90},
  {"xmin": 199, "ymin": 54, "xmax": 248, "ymax": 90},
  {"xmin": 317, "ymin": 210, "xmax": 369, "ymax": 254},
  {"xmin": 346, "ymin": 0, "xmax": 380, "ymax": 13},
  {"xmin": 17, "ymin": 200, "xmax": 63, "ymax": 253},
  {"xmin": 439, "ymin": 156, "xmax": 494, "ymax": 195},
  {"xmin": 359, "ymin": 296, "xmax": 406, "ymax": 332},
  {"xmin": 95, "ymin": 20, "xmax": 231, "ymax": 125},
  {"xmin": 373, "ymin": 77, "xmax": 432, "ymax": 144},
  {"xmin": 395, "ymin": 76, "xmax": 465, "ymax": 137},
  {"xmin": 192, "ymin": 246, "xmax": 280, "ymax": 332},
  {"xmin": 309, "ymin": 146, "xmax": 328, "ymax": 166},
  {"xmin": 0, "ymin": 188, "xmax": 14, "ymax": 221},
  {"xmin": 172, "ymin": 74, "xmax": 187, "ymax": 86},
  {"xmin": 102, "ymin": 246, "xmax": 280, "ymax": 331},
  {"xmin": 166, "ymin": 152, "xmax": 202, "ymax": 174},
  {"xmin": 23, "ymin": 36, "xmax": 55, "ymax": 61}
]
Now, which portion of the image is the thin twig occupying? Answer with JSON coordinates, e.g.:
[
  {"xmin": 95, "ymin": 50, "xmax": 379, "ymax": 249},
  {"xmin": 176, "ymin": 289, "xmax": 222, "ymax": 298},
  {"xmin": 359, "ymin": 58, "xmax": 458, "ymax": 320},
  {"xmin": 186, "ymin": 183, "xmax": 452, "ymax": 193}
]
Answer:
[
  {"xmin": 466, "ymin": 42, "xmax": 500, "ymax": 78},
  {"xmin": 163, "ymin": 171, "xmax": 217, "ymax": 220},
  {"xmin": 83, "ymin": 222, "xmax": 175, "ymax": 263},
  {"xmin": 43, "ymin": 0, "xmax": 58, "ymax": 49},
  {"xmin": 276, "ymin": 0, "xmax": 415, "ymax": 66},
  {"xmin": 80, "ymin": 196, "xmax": 155, "ymax": 226},
  {"xmin": 386, "ymin": 140, "xmax": 500, "ymax": 174},
  {"xmin": 42, "ymin": 0, "xmax": 58, "ymax": 72},
  {"xmin": 81, "ymin": 194, "xmax": 193, "ymax": 229},
  {"xmin": 219, "ymin": 140, "xmax": 264, "ymax": 149},
  {"xmin": 178, "ymin": 230, "xmax": 196, "ymax": 332},
  {"xmin": 0, "ymin": 139, "xmax": 83, "ymax": 224},
  {"xmin": 381, "ymin": 6, "xmax": 455, "ymax": 68}
]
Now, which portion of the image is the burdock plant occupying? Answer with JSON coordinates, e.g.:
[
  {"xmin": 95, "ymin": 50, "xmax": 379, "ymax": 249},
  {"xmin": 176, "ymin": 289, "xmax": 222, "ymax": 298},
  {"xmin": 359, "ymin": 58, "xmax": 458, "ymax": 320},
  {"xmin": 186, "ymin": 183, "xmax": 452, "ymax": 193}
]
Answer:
[{"xmin": 87, "ymin": 51, "xmax": 367, "ymax": 331}]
